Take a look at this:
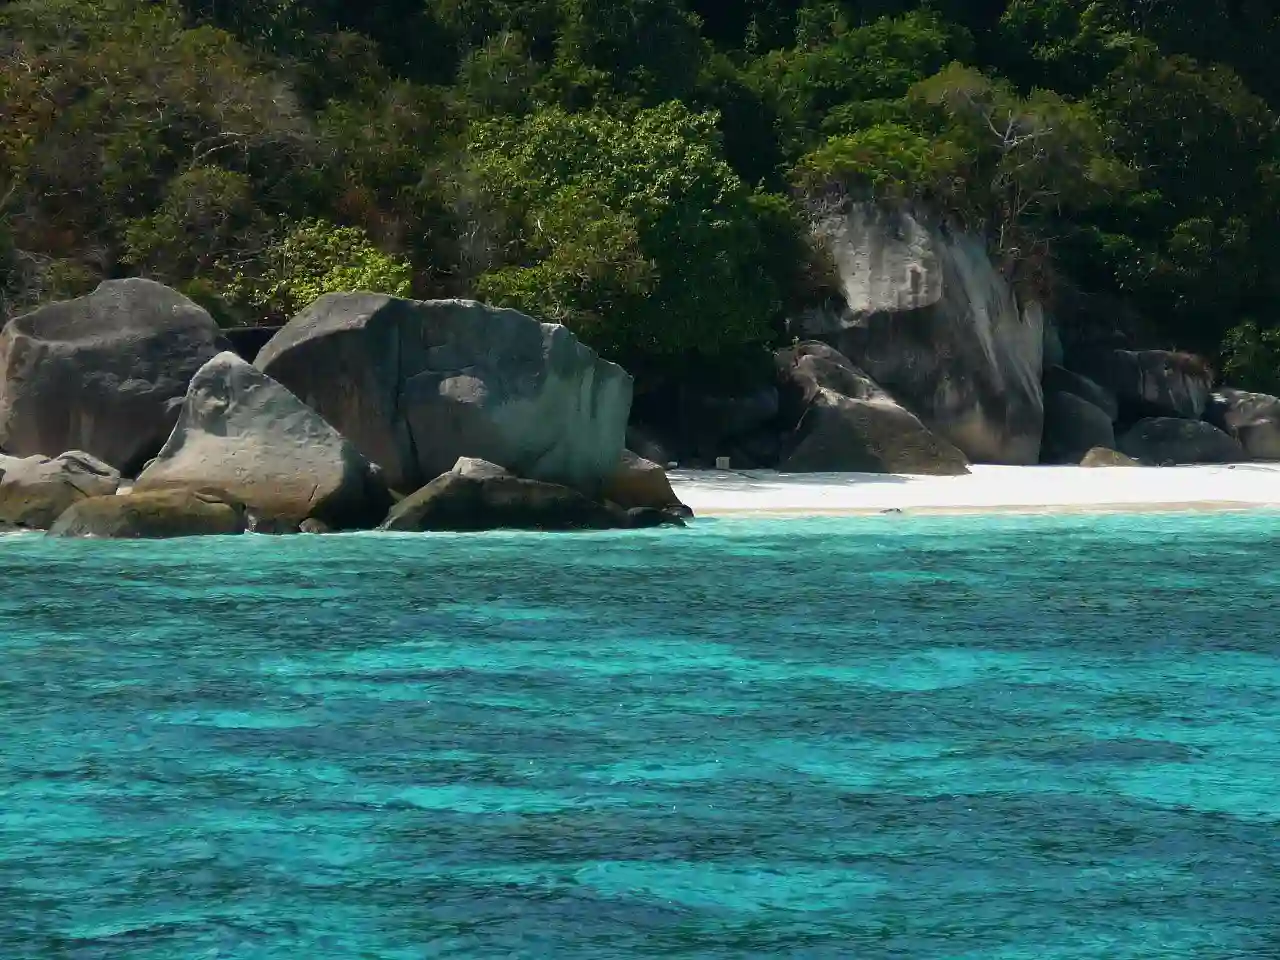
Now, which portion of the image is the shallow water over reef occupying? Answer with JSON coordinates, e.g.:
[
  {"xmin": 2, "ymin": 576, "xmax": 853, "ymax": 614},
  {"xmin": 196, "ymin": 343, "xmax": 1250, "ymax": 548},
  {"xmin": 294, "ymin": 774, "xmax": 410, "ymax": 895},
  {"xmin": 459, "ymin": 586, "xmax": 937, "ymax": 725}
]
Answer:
[{"xmin": 3, "ymin": 513, "xmax": 1280, "ymax": 958}]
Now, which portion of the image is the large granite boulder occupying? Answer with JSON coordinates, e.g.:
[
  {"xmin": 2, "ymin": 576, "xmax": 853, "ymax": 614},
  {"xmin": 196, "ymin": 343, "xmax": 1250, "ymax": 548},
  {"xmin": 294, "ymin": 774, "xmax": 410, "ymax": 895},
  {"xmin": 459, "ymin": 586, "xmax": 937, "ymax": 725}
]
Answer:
[
  {"xmin": 1041, "ymin": 391, "xmax": 1116, "ymax": 464},
  {"xmin": 1206, "ymin": 389, "xmax": 1280, "ymax": 461},
  {"xmin": 135, "ymin": 352, "xmax": 391, "ymax": 529},
  {"xmin": 380, "ymin": 461, "xmax": 627, "ymax": 532},
  {"xmin": 793, "ymin": 202, "xmax": 1043, "ymax": 464},
  {"xmin": 0, "ymin": 279, "xmax": 228, "ymax": 473},
  {"xmin": 777, "ymin": 342, "xmax": 969, "ymax": 475},
  {"xmin": 1117, "ymin": 418, "xmax": 1244, "ymax": 465},
  {"xmin": 1043, "ymin": 365, "xmax": 1119, "ymax": 422},
  {"xmin": 602, "ymin": 450, "xmax": 690, "ymax": 515},
  {"xmin": 1072, "ymin": 349, "xmax": 1211, "ymax": 421},
  {"xmin": 48, "ymin": 488, "xmax": 248, "ymax": 539},
  {"xmin": 0, "ymin": 451, "xmax": 120, "ymax": 529},
  {"xmin": 255, "ymin": 294, "xmax": 632, "ymax": 493}
]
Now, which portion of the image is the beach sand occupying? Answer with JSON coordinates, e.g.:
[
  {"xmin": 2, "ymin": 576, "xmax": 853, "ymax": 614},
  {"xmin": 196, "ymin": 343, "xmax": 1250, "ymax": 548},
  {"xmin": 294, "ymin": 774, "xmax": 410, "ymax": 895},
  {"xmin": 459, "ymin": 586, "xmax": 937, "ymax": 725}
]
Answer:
[{"xmin": 670, "ymin": 464, "xmax": 1280, "ymax": 517}]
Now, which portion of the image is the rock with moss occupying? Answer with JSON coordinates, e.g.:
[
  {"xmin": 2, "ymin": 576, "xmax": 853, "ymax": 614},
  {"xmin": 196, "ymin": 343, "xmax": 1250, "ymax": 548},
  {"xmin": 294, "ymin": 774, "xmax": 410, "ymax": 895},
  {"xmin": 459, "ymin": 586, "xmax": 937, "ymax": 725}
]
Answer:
[
  {"xmin": 135, "ymin": 352, "xmax": 390, "ymax": 529},
  {"xmin": 256, "ymin": 294, "xmax": 632, "ymax": 494},
  {"xmin": 0, "ymin": 451, "xmax": 120, "ymax": 529},
  {"xmin": 1079, "ymin": 447, "xmax": 1140, "ymax": 468},
  {"xmin": 48, "ymin": 488, "xmax": 248, "ymax": 539},
  {"xmin": 0, "ymin": 279, "xmax": 228, "ymax": 474},
  {"xmin": 776, "ymin": 342, "xmax": 970, "ymax": 475}
]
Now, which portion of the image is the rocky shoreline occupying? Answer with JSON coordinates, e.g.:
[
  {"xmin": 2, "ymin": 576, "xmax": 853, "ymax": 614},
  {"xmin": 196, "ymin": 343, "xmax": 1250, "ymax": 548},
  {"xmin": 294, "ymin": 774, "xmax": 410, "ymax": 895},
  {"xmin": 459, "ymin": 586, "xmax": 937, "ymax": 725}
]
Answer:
[{"xmin": 1, "ymin": 201, "xmax": 1277, "ymax": 540}]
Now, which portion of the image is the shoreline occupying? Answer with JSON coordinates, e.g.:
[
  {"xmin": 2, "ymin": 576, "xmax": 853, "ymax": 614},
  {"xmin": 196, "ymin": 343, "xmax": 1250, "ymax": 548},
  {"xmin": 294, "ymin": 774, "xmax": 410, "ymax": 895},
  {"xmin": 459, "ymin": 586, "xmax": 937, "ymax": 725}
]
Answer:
[{"xmin": 670, "ymin": 464, "xmax": 1280, "ymax": 519}]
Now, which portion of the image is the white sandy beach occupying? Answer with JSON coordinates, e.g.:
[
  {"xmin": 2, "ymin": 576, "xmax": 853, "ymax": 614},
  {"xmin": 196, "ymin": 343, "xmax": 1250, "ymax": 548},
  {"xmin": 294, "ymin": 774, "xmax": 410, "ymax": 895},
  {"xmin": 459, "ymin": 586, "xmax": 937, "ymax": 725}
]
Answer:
[{"xmin": 670, "ymin": 464, "xmax": 1280, "ymax": 516}]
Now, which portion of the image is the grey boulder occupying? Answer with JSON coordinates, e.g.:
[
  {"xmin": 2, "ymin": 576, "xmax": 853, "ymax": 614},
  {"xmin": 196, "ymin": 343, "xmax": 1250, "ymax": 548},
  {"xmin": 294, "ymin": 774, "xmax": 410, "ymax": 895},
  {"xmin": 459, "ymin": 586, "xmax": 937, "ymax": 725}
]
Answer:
[
  {"xmin": 795, "ymin": 202, "xmax": 1044, "ymax": 464},
  {"xmin": 135, "ymin": 352, "xmax": 391, "ymax": 529},
  {"xmin": 1073, "ymin": 349, "xmax": 1212, "ymax": 421},
  {"xmin": 1043, "ymin": 365, "xmax": 1119, "ymax": 422},
  {"xmin": 48, "ymin": 488, "xmax": 248, "ymax": 539},
  {"xmin": 0, "ymin": 279, "xmax": 228, "ymax": 473},
  {"xmin": 777, "ymin": 342, "xmax": 969, "ymax": 475},
  {"xmin": 0, "ymin": 451, "xmax": 120, "ymax": 529},
  {"xmin": 380, "ymin": 462, "xmax": 626, "ymax": 532},
  {"xmin": 602, "ymin": 450, "xmax": 691, "ymax": 515},
  {"xmin": 1206, "ymin": 389, "xmax": 1280, "ymax": 461},
  {"xmin": 1041, "ymin": 391, "xmax": 1116, "ymax": 464},
  {"xmin": 1117, "ymin": 418, "xmax": 1244, "ymax": 465},
  {"xmin": 256, "ymin": 294, "xmax": 632, "ymax": 493}
]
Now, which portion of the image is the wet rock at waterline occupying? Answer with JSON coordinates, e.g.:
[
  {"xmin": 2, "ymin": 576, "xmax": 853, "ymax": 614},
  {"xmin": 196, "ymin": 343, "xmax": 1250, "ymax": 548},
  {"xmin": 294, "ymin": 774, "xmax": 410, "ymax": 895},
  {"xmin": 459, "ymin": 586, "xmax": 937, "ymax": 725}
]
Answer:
[
  {"xmin": 135, "ymin": 352, "xmax": 391, "ymax": 530},
  {"xmin": 0, "ymin": 451, "xmax": 120, "ymax": 529},
  {"xmin": 48, "ymin": 488, "xmax": 248, "ymax": 539}
]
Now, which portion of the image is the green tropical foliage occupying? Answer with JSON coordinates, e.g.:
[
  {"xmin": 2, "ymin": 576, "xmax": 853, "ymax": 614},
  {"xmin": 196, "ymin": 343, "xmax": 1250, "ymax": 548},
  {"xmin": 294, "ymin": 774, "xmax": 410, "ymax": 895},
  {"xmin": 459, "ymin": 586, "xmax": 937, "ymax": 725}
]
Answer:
[{"xmin": 3, "ymin": 0, "xmax": 1280, "ymax": 383}]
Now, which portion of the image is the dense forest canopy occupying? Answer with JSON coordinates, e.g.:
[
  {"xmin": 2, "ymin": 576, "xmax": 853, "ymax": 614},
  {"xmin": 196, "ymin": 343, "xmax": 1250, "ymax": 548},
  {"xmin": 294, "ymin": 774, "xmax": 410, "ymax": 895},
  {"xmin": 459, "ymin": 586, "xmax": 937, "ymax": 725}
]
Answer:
[{"xmin": 4, "ymin": 0, "xmax": 1280, "ymax": 386}]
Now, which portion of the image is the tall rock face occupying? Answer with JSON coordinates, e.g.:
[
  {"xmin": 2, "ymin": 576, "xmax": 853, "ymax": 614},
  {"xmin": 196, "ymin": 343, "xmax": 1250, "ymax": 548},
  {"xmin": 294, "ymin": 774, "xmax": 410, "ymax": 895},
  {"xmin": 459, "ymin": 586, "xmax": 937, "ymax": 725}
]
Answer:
[
  {"xmin": 136, "ymin": 352, "xmax": 391, "ymax": 529},
  {"xmin": 0, "ymin": 279, "xmax": 228, "ymax": 474},
  {"xmin": 256, "ymin": 294, "xmax": 633, "ymax": 493},
  {"xmin": 794, "ymin": 202, "xmax": 1044, "ymax": 464}
]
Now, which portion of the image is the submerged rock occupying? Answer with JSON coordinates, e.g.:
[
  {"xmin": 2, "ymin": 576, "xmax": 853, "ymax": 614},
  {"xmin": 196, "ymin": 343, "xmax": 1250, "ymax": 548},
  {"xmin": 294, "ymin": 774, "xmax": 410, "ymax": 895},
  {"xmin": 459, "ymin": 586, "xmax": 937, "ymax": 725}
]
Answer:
[
  {"xmin": 0, "ymin": 279, "xmax": 227, "ymax": 473},
  {"xmin": 0, "ymin": 451, "xmax": 120, "ymax": 529},
  {"xmin": 1206, "ymin": 389, "xmax": 1280, "ymax": 461},
  {"xmin": 48, "ymin": 488, "xmax": 248, "ymax": 539},
  {"xmin": 795, "ymin": 202, "xmax": 1043, "ymax": 464},
  {"xmin": 256, "ymin": 294, "xmax": 632, "ymax": 493},
  {"xmin": 777, "ymin": 342, "xmax": 969, "ymax": 475},
  {"xmin": 1117, "ymin": 418, "xmax": 1244, "ymax": 465},
  {"xmin": 135, "ymin": 352, "xmax": 390, "ymax": 529}
]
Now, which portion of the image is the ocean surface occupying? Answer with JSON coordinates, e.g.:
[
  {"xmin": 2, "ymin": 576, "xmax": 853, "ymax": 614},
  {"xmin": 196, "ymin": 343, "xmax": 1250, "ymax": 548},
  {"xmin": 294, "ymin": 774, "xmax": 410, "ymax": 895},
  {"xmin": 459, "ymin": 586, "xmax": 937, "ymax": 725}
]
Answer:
[{"xmin": 3, "ymin": 512, "xmax": 1280, "ymax": 959}]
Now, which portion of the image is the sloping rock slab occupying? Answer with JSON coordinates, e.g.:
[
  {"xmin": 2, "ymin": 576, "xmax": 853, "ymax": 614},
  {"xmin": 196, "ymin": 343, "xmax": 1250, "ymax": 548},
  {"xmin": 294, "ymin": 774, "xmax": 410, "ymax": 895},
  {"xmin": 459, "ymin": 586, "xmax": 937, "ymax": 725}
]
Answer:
[
  {"xmin": 48, "ymin": 488, "xmax": 248, "ymax": 539},
  {"xmin": 0, "ymin": 451, "xmax": 120, "ymax": 529},
  {"xmin": 380, "ymin": 469, "xmax": 627, "ymax": 532},
  {"xmin": 1117, "ymin": 418, "xmax": 1244, "ymax": 465},
  {"xmin": 0, "ymin": 279, "xmax": 227, "ymax": 473},
  {"xmin": 777, "ymin": 342, "xmax": 969, "ymax": 475},
  {"xmin": 256, "ymin": 294, "xmax": 632, "ymax": 493},
  {"xmin": 1206, "ymin": 389, "xmax": 1280, "ymax": 461},
  {"xmin": 135, "ymin": 352, "xmax": 390, "ymax": 529}
]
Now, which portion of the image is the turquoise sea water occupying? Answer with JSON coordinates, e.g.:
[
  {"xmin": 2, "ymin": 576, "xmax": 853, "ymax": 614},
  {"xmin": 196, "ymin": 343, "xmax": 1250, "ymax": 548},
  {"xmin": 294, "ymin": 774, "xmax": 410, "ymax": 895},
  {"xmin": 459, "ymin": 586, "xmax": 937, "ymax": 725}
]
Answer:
[{"xmin": 3, "ymin": 512, "xmax": 1280, "ymax": 959}]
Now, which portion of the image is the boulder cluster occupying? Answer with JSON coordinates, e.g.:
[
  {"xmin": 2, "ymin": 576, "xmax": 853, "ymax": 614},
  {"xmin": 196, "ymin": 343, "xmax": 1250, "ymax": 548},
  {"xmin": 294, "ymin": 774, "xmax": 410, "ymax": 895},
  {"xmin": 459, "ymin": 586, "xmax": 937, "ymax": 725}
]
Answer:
[
  {"xmin": 626, "ymin": 202, "xmax": 1279, "ymax": 472},
  {"xmin": 0, "ymin": 280, "xmax": 687, "ymax": 538},
  {"xmin": 3, "ymin": 202, "xmax": 1276, "ymax": 539}
]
